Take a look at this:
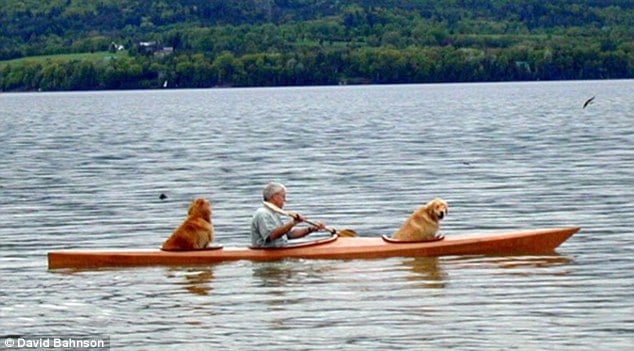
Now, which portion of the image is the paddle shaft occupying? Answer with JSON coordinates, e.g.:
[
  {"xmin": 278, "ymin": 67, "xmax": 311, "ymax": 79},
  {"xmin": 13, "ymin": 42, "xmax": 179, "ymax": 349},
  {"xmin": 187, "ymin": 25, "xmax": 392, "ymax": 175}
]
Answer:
[{"xmin": 262, "ymin": 202, "xmax": 336, "ymax": 235}]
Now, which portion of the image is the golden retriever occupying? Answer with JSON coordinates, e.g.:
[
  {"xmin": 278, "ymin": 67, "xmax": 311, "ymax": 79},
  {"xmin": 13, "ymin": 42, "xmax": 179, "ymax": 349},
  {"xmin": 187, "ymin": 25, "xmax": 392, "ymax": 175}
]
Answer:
[
  {"xmin": 392, "ymin": 197, "xmax": 448, "ymax": 241},
  {"xmin": 162, "ymin": 198, "xmax": 214, "ymax": 250}
]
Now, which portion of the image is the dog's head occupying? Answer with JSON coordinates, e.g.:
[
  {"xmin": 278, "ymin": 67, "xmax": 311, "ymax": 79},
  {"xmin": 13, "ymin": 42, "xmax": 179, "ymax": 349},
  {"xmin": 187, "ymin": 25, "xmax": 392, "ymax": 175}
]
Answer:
[
  {"xmin": 426, "ymin": 197, "xmax": 448, "ymax": 221},
  {"xmin": 188, "ymin": 198, "xmax": 212, "ymax": 222}
]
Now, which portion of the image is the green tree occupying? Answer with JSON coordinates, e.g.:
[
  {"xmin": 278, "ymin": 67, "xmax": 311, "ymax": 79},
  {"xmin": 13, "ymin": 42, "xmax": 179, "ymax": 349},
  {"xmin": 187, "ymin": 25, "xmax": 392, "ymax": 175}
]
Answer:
[{"xmin": 212, "ymin": 51, "xmax": 242, "ymax": 86}]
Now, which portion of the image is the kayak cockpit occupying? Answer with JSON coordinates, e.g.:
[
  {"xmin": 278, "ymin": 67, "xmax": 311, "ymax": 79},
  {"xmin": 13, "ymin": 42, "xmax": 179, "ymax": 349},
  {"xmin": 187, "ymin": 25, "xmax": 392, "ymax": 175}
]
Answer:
[
  {"xmin": 381, "ymin": 234, "xmax": 445, "ymax": 244},
  {"xmin": 161, "ymin": 244, "xmax": 224, "ymax": 252}
]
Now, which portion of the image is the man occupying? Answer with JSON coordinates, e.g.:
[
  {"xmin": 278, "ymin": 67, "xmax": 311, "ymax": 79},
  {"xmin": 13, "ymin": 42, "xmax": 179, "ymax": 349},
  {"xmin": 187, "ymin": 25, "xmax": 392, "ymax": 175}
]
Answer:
[{"xmin": 251, "ymin": 182, "xmax": 324, "ymax": 248}]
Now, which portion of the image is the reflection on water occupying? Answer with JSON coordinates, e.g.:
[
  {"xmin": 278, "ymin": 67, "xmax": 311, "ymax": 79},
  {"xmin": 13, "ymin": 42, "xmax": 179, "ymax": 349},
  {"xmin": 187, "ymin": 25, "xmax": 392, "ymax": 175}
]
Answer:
[
  {"xmin": 166, "ymin": 267, "xmax": 215, "ymax": 296},
  {"xmin": 399, "ymin": 255, "xmax": 573, "ymax": 289},
  {"xmin": 494, "ymin": 255, "xmax": 574, "ymax": 271},
  {"xmin": 251, "ymin": 260, "xmax": 335, "ymax": 288},
  {"xmin": 401, "ymin": 257, "xmax": 448, "ymax": 289},
  {"xmin": 252, "ymin": 263, "xmax": 296, "ymax": 287},
  {"xmin": 445, "ymin": 255, "xmax": 575, "ymax": 276}
]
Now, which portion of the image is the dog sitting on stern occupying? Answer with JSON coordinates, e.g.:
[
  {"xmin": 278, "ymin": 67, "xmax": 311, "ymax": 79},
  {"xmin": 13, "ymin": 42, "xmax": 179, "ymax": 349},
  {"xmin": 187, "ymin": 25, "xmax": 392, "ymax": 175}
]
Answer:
[{"xmin": 162, "ymin": 198, "xmax": 214, "ymax": 250}]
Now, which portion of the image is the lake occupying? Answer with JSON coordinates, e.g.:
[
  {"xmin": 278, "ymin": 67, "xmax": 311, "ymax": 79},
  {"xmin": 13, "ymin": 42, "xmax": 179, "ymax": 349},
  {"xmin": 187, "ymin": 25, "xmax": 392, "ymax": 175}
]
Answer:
[{"xmin": 1, "ymin": 80, "xmax": 632, "ymax": 350}]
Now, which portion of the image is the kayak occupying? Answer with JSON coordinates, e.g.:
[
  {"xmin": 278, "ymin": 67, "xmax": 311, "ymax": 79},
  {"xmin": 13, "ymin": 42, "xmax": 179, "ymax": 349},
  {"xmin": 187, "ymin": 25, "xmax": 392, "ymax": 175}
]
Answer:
[{"xmin": 48, "ymin": 227, "xmax": 579, "ymax": 269}]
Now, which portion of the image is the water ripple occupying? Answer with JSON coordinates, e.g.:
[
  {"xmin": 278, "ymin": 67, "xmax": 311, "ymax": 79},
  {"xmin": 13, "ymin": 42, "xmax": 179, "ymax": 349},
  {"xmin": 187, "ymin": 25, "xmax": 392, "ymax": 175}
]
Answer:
[{"xmin": 1, "ymin": 81, "xmax": 633, "ymax": 350}]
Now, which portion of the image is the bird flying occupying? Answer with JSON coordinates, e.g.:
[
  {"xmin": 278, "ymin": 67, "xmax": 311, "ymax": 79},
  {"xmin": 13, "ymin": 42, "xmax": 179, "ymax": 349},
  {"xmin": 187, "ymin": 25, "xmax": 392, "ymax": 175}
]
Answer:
[{"xmin": 583, "ymin": 96, "xmax": 595, "ymax": 109}]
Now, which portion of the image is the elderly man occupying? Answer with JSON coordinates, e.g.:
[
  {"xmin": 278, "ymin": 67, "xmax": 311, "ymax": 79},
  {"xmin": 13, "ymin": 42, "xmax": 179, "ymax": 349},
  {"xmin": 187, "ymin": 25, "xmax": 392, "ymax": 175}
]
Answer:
[{"xmin": 250, "ymin": 182, "xmax": 324, "ymax": 248}]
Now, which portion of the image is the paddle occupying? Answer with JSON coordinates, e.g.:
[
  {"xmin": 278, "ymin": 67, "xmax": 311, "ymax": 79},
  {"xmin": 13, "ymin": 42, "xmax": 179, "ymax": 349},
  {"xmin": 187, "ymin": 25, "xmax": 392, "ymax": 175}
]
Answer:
[{"xmin": 262, "ymin": 201, "xmax": 357, "ymax": 237}]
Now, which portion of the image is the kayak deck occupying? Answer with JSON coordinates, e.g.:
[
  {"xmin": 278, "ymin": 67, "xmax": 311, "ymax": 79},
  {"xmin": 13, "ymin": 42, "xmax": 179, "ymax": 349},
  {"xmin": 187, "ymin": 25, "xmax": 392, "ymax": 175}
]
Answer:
[{"xmin": 48, "ymin": 227, "xmax": 579, "ymax": 269}]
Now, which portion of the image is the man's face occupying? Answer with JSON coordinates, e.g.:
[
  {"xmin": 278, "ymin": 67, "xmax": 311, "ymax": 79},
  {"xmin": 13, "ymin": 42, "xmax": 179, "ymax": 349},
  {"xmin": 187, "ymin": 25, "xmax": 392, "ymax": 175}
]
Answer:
[{"xmin": 271, "ymin": 191, "xmax": 287, "ymax": 208}]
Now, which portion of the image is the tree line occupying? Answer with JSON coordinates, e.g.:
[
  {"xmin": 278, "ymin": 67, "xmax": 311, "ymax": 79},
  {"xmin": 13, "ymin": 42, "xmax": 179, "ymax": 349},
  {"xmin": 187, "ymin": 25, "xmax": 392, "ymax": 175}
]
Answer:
[
  {"xmin": 1, "ymin": 0, "xmax": 632, "ymax": 91},
  {"xmin": 2, "ymin": 43, "xmax": 630, "ymax": 91}
]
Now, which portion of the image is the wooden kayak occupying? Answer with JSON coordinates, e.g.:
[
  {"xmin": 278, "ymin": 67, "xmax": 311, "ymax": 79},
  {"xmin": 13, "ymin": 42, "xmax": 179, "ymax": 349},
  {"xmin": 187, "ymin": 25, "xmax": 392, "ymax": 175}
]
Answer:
[{"xmin": 48, "ymin": 227, "xmax": 579, "ymax": 269}]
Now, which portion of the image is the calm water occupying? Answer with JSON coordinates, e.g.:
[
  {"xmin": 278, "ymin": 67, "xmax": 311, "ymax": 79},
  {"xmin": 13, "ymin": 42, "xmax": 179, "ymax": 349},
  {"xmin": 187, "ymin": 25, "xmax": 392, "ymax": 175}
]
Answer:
[{"xmin": 1, "ymin": 81, "xmax": 632, "ymax": 350}]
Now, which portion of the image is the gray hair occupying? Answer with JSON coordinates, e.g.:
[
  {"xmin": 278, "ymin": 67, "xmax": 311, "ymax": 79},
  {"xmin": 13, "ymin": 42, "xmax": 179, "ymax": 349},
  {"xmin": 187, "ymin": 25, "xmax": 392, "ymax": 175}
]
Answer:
[{"xmin": 262, "ymin": 182, "xmax": 286, "ymax": 201}]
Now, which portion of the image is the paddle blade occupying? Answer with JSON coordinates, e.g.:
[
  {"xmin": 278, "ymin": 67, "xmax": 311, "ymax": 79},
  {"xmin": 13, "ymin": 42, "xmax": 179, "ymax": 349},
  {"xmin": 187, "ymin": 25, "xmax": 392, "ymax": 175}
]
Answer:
[{"xmin": 336, "ymin": 229, "xmax": 357, "ymax": 237}]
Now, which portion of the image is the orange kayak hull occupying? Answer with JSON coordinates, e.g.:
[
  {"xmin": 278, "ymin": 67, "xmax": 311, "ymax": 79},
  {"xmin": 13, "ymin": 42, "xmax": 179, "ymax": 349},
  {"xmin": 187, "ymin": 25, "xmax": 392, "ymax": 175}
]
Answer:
[{"xmin": 48, "ymin": 227, "xmax": 579, "ymax": 269}]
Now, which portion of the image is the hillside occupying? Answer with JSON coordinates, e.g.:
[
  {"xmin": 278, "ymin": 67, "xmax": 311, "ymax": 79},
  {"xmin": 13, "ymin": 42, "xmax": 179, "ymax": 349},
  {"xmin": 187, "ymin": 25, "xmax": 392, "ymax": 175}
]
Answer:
[{"xmin": 1, "ymin": 0, "xmax": 633, "ymax": 91}]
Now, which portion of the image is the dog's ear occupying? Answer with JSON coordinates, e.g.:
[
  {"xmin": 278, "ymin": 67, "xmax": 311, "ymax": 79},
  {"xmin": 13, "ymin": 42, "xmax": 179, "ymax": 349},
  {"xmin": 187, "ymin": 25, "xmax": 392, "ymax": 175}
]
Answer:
[
  {"xmin": 434, "ymin": 198, "xmax": 448, "ymax": 209},
  {"xmin": 187, "ymin": 199, "xmax": 200, "ymax": 215}
]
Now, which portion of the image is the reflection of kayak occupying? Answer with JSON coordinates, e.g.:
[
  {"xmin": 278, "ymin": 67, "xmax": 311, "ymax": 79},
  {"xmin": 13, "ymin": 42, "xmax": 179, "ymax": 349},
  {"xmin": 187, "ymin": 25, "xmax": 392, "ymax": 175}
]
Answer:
[{"xmin": 48, "ymin": 227, "xmax": 579, "ymax": 269}]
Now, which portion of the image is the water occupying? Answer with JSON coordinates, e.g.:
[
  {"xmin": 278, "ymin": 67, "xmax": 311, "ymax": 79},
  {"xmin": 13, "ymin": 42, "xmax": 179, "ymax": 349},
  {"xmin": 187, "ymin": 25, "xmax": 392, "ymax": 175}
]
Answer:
[{"xmin": 1, "ymin": 81, "xmax": 632, "ymax": 350}]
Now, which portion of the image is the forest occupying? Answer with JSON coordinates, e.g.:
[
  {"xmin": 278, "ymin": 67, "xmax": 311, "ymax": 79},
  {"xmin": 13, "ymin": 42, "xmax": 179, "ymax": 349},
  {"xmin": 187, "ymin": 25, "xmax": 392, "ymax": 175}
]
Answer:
[{"xmin": 1, "ymin": 0, "xmax": 632, "ymax": 91}]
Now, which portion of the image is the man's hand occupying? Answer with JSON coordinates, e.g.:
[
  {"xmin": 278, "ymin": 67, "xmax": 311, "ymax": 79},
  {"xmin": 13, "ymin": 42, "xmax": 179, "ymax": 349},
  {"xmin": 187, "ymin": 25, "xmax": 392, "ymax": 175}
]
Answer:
[
  {"xmin": 312, "ymin": 221, "xmax": 326, "ymax": 230},
  {"xmin": 290, "ymin": 213, "xmax": 305, "ymax": 223}
]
